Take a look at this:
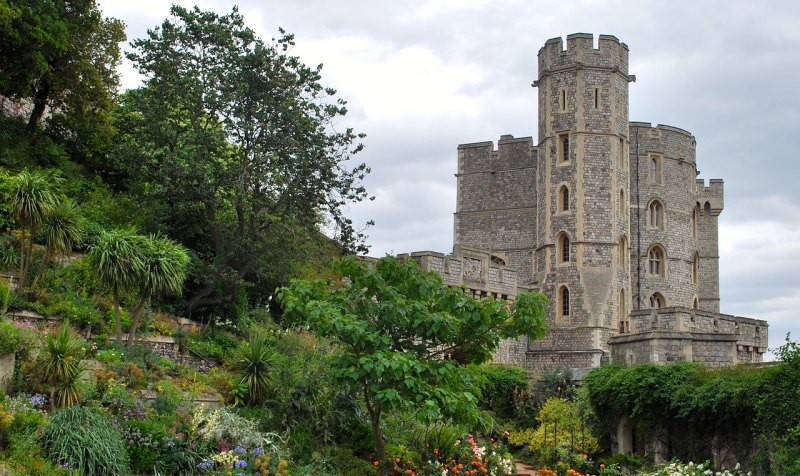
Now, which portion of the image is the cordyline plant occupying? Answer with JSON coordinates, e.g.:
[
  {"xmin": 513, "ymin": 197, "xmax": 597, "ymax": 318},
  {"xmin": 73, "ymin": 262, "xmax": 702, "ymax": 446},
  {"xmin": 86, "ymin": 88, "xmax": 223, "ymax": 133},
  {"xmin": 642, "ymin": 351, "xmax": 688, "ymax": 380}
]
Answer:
[{"xmin": 278, "ymin": 255, "xmax": 548, "ymax": 474}]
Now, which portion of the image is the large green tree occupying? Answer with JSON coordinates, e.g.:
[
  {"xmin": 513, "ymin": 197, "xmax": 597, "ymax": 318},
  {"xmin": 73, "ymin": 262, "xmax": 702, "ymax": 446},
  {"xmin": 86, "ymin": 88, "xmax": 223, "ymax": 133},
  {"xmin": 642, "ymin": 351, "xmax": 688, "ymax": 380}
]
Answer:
[
  {"xmin": 120, "ymin": 6, "xmax": 369, "ymax": 317},
  {"xmin": 278, "ymin": 256, "xmax": 548, "ymax": 472},
  {"xmin": 0, "ymin": 0, "xmax": 125, "ymax": 163}
]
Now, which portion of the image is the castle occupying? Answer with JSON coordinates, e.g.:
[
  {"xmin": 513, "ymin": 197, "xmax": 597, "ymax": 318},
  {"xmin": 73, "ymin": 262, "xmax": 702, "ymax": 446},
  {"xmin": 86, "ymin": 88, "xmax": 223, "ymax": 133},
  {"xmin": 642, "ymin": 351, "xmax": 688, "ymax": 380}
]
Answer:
[{"xmin": 400, "ymin": 33, "xmax": 767, "ymax": 372}]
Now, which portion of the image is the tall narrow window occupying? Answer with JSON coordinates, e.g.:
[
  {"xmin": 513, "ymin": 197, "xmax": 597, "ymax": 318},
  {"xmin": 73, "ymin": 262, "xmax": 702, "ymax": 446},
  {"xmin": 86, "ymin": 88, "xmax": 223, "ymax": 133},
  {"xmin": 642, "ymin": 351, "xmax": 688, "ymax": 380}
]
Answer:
[
  {"xmin": 648, "ymin": 200, "xmax": 664, "ymax": 229},
  {"xmin": 619, "ymin": 138, "xmax": 625, "ymax": 169},
  {"xmin": 618, "ymin": 189, "xmax": 626, "ymax": 218},
  {"xmin": 619, "ymin": 289, "xmax": 627, "ymax": 333},
  {"xmin": 693, "ymin": 297, "xmax": 699, "ymax": 310},
  {"xmin": 648, "ymin": 246, "xmax": 665, "ymax": 277},
  {"xmin": 559, "ymin": 286, "xmax": 570, "ymax": 319},
  {"xmin": 619, "ymin": 236, "xmax": 628, "ymax": 267},
  {"xmin": 558, "ymin": 233, "xmax": 571, "ymax": 264},
  {"xmin": 593, "ymin": 88, "xmax": 599, "ymax": 109},
  {"xmin": 559, "ymin": 134, "xmax": 570, "ymax": 162},
  {"xmin": 692, "ymin": 208, "xmax": 698, "ymax": 238},
  {"xmin": 559, "ymin": 185, "xmax": 570, "ymax": 212},
  {"xmin": 560, "ymin": 89, "xmax": 566, "ymax": 111},
  {"xmin": 650, "ymin": 156, "xmax": 663, "ymax": 184},
  {"xmin": 692, "ymin": 253, "xmax": 699, "ymax": 284}
]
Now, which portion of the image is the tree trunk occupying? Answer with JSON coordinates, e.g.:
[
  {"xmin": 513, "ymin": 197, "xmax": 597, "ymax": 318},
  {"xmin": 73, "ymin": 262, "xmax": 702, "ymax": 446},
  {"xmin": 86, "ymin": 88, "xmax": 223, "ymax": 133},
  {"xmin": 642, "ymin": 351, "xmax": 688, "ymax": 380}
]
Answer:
[
  {"xmin": 126, "ymin": 298, "xmax": 147, "ymax": 347},
  {"xmin": 27, "ymin": 82, "xmax": 50, "ymax": 134},
  {"xmin": 17, "ymin": 227, "xmax": 26, "ymax": 292},
  {"xmin": 113, "ymin": 286, "xmax": 122, "ymax": 344},
  {"xmin": 364, "ymin": 385, "xmax": 387, "ymax": 476}
]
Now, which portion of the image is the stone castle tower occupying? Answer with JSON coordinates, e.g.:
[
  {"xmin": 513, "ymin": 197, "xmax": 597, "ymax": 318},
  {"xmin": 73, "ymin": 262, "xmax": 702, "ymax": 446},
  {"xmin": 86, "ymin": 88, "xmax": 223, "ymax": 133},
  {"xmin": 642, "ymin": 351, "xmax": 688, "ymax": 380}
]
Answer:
[{"xmin": 437, "ymin": 33, "xmax": 766, "ymax": 370}]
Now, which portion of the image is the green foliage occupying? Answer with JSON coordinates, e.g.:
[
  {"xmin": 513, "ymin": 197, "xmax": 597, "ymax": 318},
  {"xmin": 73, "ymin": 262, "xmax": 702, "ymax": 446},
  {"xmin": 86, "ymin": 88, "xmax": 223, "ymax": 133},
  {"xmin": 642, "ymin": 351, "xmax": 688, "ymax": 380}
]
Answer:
[
  {"xmin": 472, "ymin": 364, "xmax": 529, "ymax": 419},
  {"xmin": 40, "ymin": 406, "xmax": 129, "ymax": 476},
  {"xmin": 121, "ymin": 5, "xmax": 370, "ymax": 317},
  {"xmin": 507, "ymin": 427, "xmax": 536, "ymax": 449},
  {"xmin": 0, "ymin": 236, "xmax": 19, "ymax": 271},
  {"xmin": 185, "ymin": 327, "xmax": 239, "ymax": 360},
  {"xmin": 125, "ymin": 233, "xmax": 190, "ymax": 345},
  {"xmin": 37, "ymin": 199, "xmax": 82, "ymax": 258},
  {"xmin": 41, "ymin": 323, "xmax": 86, "ymax": 408},
  {"xmin": 87, "ymin": 227, "xmax": 141, "ymax": 341},
  {"xmin": 232, "ymin": 331, "xmax": 276, "ymax": 405},
  {"xmin": 528, "ymin": 398, "xmax": 600, "ymax": 466},
  {"xmin": 0, "ymin": 319, "xmax": 21, "ymax": 355},
  {"xmin": 278, "ymin": 255, "xmax": 548, "ymax": 466},
  {"xmin": 0, "ymin": 0, "xmax": 125, "ymax": 166},
  {"xmin": 534, "ymin": 365, "xmax": 576, "ymax": 402},
  {"xmin": 8, "ymin": 169, "xmax": 61, "ymax": 292}
]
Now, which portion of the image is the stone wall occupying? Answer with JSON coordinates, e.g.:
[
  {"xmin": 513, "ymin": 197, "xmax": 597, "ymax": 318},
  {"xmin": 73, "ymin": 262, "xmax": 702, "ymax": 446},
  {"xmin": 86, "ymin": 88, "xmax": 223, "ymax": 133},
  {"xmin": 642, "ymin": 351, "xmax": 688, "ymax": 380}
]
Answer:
[{"xmin": 608, "ymin": 307, "xmax": 767, "ymax": 366}]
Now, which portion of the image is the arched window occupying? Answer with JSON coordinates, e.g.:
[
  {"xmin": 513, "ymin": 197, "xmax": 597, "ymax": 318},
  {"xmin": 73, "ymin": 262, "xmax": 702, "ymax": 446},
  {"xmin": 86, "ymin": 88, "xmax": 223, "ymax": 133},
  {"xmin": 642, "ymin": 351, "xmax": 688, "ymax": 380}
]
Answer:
[
  {"xmin": 692, "ymin": 207, "xmax": 698, "ymax": 239},
  {"xmin": 557, "ymin": 233, "xmax": 570, "ymax": 264},
  {"xmin": 692, "ymin": 296, "xmax": 699, "ymax": 310},
  {"xmin": 648, "ymin": 200, "xmax": 665, "ymax": 229},
  {"xmin": 561, "ymin": 135, "xmax": 570, "ymax": 162},
  {"xmin": 649, "ymin": 292, "xmax": 666, "ymax": 309},
  {"xmin": 559, "ymin": 185, "xmax": 570, "ymax": 212},
  {"xmin": 618, "ymin": 189, "xmax": 626, "ymax": 218},
  {"xmin": 692, "ymin": 252, "xmax": 699, "ymax": 284},
  {"xmin": 558, "ymin": 285, "xmax": 570, "ymax": 319},
  {"xmin": 648, "ymin": 245, "xmax": 665, "ymax": 277},
  {"xmin": 619, "ymin": 288, "xmax": 628, "ymax": 333},
  {"xmin": 619, "ymin": 236, "xmax": 628, "ymax": 267}
]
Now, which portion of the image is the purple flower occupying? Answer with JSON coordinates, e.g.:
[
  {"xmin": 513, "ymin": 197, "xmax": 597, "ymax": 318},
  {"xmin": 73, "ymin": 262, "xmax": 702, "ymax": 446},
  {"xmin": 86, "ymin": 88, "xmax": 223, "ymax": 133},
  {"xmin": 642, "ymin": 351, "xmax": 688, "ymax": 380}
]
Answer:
[
  {"xmin": 234, "ymin": 444, "xmax": 245, "ymax": 454},
  {"xmin": 252, "ymin": 447, "xmax": 264, "ymax": 456},
  {"xmin": 197, "ymin": 459, "xmax": 215, "ymax": 470},
  {"xmin": 234, "ymin": 460, "xmax": 247, "ymax": 469}
]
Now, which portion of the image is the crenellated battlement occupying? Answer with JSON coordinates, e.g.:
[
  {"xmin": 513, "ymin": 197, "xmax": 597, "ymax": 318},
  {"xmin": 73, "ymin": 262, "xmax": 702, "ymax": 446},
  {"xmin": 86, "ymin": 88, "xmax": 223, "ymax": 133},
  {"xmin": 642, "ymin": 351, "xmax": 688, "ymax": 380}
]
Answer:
[
  {"xmin": 536, "ymin": 33, "xmax": 631, "ymax": 83},
  {"xmin": 695, "ymin": 179, "xmax": 724, "ymax": 212},
  {"xmin": 456, "ymin": 135, "xmax": 534, "ymax": 175}
]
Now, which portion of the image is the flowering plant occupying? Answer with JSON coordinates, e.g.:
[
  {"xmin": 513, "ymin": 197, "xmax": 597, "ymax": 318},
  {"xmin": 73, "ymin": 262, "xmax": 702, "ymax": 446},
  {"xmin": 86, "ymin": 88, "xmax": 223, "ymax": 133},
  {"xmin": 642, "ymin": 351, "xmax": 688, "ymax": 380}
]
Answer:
[
  {"xmin": 197, "ymin": 444, "xmax": 290, "ymax": 476},
  {"xmin": 419, "ymin": 433, "xmax": 516, "ymax": 476}
]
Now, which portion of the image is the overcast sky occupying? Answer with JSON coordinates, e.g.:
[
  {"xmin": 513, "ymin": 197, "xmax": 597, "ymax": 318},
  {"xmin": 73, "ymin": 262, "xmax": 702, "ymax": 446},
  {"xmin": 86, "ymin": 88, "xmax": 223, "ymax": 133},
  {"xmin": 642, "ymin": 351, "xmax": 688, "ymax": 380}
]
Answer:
[{"xmin": 98, "ymin": 0, "xmax": 800, "ymax": 356}]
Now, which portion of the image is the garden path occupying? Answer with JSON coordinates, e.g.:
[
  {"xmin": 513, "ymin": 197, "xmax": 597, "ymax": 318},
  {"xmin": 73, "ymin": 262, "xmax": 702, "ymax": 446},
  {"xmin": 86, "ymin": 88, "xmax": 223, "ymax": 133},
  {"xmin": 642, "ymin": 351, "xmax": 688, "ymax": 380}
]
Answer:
[{"xmin": 515, "ymin": 460, "xmax": 535, "ymax": 475}]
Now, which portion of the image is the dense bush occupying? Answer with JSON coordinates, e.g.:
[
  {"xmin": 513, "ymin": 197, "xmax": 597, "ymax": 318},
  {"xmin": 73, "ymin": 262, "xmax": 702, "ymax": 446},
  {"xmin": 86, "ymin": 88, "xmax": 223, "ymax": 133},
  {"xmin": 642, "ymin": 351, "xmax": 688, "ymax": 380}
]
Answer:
[
  {"xmin": 0, "ymin": 319, "xmax": 22, "ymax": 355},
  {"xmin": 472, "ymin": 364, "xmax": 529, "ymax": 420},
  {"xmin": 583, "ymin": 344, "xmax": 800, "ymax": 475},
  {"xmin": 40, "ymin": 406, "xmax": 129, "ymax": 475}
]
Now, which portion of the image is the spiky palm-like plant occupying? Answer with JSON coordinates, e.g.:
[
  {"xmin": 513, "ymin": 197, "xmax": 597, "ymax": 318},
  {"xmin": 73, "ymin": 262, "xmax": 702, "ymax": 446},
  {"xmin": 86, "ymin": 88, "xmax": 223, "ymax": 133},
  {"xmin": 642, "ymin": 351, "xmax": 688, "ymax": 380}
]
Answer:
[
  {"xmin": 233, "ymin": 332, "xmax": 276, "ymax": 405},
  {"xmin": 127, "ymin": 234, "xmax": 189, "ymax": 346},
  {"xmin": 43, "ymin": 322, "xmax": 86, "ymax": 409},
  {"xmin": 30, "ymin": 199, "xmax": 83, "ymax": 289},
  {"xmin": 10, "ymin": 170, "xmax": 61, "ymax": 292},
  {"xmin": 88, "ymin": 228, "xmax": 142, "ymax": 343}
]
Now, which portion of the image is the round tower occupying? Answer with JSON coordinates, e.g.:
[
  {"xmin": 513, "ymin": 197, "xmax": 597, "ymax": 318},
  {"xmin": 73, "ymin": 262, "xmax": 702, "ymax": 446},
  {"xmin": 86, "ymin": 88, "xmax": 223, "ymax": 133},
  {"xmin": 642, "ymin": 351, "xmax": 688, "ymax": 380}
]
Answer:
[
  {"xmin": 628, "ymin": 123, "xmax": 719, "ymax": 313},
  {"xmin": 530, "ymin": 33, "xmax": 635, "ymax": 368}
]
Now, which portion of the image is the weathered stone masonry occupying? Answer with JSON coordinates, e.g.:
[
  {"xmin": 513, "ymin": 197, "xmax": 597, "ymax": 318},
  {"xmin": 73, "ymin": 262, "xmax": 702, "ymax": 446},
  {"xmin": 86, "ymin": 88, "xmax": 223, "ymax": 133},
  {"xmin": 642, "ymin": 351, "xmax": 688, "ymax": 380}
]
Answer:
[{"xmin": 407, "ymin": 33, "xmax": 767, "ymax": 372}]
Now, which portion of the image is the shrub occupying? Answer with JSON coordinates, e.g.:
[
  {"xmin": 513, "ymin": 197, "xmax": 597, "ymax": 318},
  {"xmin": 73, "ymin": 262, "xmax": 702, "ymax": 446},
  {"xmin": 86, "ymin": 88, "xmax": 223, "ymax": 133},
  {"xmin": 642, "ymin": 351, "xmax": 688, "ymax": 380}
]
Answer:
[
  {"xmin": 472, "ymin": 364, "xmax": 529, "ymax": 420},
  {"xmin": 40, "ymin": 406, "xmax": 129, "ymax": 475},
  {"xmin": 193, "ymin": 406, "xmax": 282, "ymax": 453},
  {"xmin": 0, "ymin": 319, "xmax": 22, "ymax": 355}
]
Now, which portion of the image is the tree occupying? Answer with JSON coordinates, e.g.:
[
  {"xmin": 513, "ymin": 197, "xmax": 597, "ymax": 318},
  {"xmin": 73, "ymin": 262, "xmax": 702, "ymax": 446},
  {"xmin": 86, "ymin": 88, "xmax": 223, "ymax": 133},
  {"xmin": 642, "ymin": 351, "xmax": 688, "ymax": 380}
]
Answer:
[
  {"xmin": 87, "ymin": 228, "xmax": 141, "ymax": 343},
  {"xmin": 0, "ymin": 0, "xmax": 125, "ymax": 156},
  {"xmin": 121, "ymin": 6, "xmax": 369, "ymax": 317},
  {"xmin": 126, "ymin": 234, "xmax": 189, "ymax": 346},
  {"xmin": 277, "ymin": 255, "xmax": 548, "ymax": 472},
  {"xmin": 9, "ymin": 169, "xmax": 60, "ymax": 292},
  {"xmin": 30, "ymin": 198, "xmax": 82, "ymax": 289}
]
